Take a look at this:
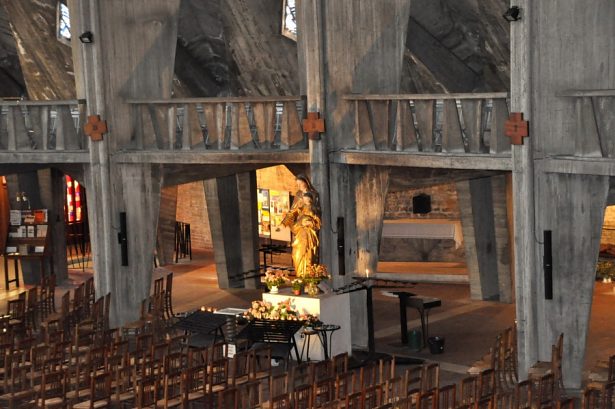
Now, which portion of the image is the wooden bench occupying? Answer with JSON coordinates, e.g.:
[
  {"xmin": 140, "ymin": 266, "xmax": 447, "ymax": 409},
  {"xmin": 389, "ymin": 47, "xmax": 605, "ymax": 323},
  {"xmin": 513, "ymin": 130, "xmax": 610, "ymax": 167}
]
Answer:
[{"xmin": 389, "ymin": 291, "xmax": 441, "ymax": 347}]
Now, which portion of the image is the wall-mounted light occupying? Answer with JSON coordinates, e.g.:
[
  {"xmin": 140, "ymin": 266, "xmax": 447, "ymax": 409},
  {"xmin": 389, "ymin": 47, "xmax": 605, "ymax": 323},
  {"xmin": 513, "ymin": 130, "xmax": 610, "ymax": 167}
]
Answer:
[
  {"xmin": 79, "ymin": 31, "xmax": 94, "ymax": 44},
  {"xmin": 503, "ymin": 6, "xmax": 521, "ymax": 22}
]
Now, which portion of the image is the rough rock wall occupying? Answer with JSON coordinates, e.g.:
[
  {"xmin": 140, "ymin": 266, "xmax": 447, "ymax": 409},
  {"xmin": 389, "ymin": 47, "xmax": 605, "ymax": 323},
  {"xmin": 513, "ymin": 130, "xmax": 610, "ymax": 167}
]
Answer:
[
  {"xmin": 1, "ymin": 0, "xmax": 74, "ymax": 100},
  {"xmin": 0, "ymin": 5, "xmax": 24, "ymax": 97}
]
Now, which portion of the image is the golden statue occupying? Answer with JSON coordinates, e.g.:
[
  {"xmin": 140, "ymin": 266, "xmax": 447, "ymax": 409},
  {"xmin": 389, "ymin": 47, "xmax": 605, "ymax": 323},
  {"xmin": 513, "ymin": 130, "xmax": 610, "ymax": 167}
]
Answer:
[{"xmin": 282, "ymin": 175, "xmax": 321, "ymax": 278}]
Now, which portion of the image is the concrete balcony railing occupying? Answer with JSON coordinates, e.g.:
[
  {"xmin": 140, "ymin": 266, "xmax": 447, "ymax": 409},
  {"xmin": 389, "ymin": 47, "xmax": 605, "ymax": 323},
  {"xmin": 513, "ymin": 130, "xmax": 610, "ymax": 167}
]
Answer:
[
  {"xmin": 126, "ymin": 96, "xmax": 307, "ymax": 151},
  {"xmin": 558, "ymin": 89, "xmax": 615, "ymax": 158},
  {"xmin": 343, "ymin": 93, "xmax": 510, "ymax": 154},
  {"xmin": 0, "ymin": 99, "xmax": 87, "ymax": 152}
]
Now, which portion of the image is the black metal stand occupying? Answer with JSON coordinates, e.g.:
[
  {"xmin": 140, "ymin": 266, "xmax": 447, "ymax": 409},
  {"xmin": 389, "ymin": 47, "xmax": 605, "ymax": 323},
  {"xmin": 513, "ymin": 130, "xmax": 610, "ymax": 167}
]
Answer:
[{"xmin": 336, "ymin": 277, "xmax": 424, "ymax": 366}]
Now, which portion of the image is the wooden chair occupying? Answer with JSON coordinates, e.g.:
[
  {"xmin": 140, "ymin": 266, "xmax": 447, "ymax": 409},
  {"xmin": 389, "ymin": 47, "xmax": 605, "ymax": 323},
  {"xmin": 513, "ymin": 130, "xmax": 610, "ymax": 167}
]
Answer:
[
  {"xmin": 239, "ymin": 380, "xmax": 262, "ymax": 409},
  {"xmin": 358, "ymin": 361, "xmax": 378, "ymax": 390},
  {"xmin": 476, "ymin": 395, "xmax": 494, "ymax": 409},
  {"xmin": 311, "ymin": 360, "xmax": 333, "ymax": 383},
  {"xmin": 494, "ymin": 391, "xmax": 515, "ymax": 409},
  {"xmin": 217, "ymin": 386, "xmax": 239, "ymax": 409},
  {"xmin": 25, "ymin": 286, "xmax": 38, "ymax": 331},
  {"xmin": 72, "ymin": 371, "xmax": 112, "ymax": 409},
  {"xmin": 6, "ymin": 299, "xmax": 26, "ymax": 337},
  {"xmin": 460, "ymin": 376, "xmax": 478, "ymax": 406},
  {"xmin": 345, "ymin": 391, "xmax": 362, "ymax": 409},
  {"xmin": 391, "ymin": 395, "xmax": 412, "ymax": 409},
  {"xmin": 208, "ymin": 358, "xmax": 228, "ymax": 393},
  {"xmin": 528, "ymin": 333, "xmax": 564, "ymax": 394},
  {"xmin": 271, "ymin": 392, "xmax": 292, "ymax": 409},
  {"xmin": 291, "ymin": 362, "xmax": 312, "ymax": 391},
  {"xmin": 363, "ymin": 384, "xmax": 384, "ymax": 409},
  {"xmin": 182, "ymin": 364, "xmax": 208, "ymax": 407},
  {"xmin": 157, "ymin": 370, "xmax": 183, "ymax": 408},
  {"xmin": 164, "ymin": 272, "xmax": 175, "ymax": 319},
  {"xmin": 332, "ymin": 352, "xmax": 348, "ymax": 375},
  {"xmin": 0, "ymin": 363, "xmax": 37, "ymax": 409},
  {"xmin": 313, "ymin": 377, "xmax": 335, "ymax": 408},
  {"xmin": 133, "ymin": 375, "xmax": 159, "ymax": 409},
  {"xmin": 421, "ymin": 363, "xmax": 440, "ymax": 393},
  {"xmin": 477, "ymin": 368, "xmax": 496, "ymax": 399},
  {"xmin": 534, "ymin": 373, "xmax": 555, "ymax": 409},
  {"xmin": 515, "ymin": 380, "xmax": 533, "ymax": 409},
  {"xmin": 335, "ymin": 371, "xmax": 355, "ymax": 401},
  {"xmin": 383, "ymin": 376, "xmax": 405, "ymax": 404},
  {"xmin": 415, "ymin": 390, "xmax": 437, "ymax": 409},
  {"xmin": 252, "ymin": 344, "xmax": 273, "ymax": 382},
  {"xmin": 602, "ymin": 380, "xmax": 615, "ymax": 409},
  {"xmin": 437, "ymin": 384, "xmax": 457, "ymax": 409},
  {"xmin": 229, "ymin": 349, "xmax": 253, "ymax": 386},
  {"xmin": 293, "ymin": 383, "xmax": 313, "ymax": 409},
  {"xmin": 35, "ymin": 369, "xmax": 67, "ymax": 409},
  {"xmin": 379, "ymin": 355, "xmax": 396, "ymax": 383},
  {"xmin": 582, "ymin": 386, "xmax": 601, "ymax": 409},
  {"xmin": 404, "ymin": 366, "xmax": 422, "ymax": 401},
  {"xmin": 270, "ymin": 373, "xmax": 290, "ymax": 402}
]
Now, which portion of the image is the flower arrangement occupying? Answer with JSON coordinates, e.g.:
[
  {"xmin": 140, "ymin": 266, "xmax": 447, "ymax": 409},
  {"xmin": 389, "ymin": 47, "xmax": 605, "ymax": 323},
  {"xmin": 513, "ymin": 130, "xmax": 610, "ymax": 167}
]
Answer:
[
  {"xmin": 302, "ymin": 264, "xmax": 331, "ymax": 285},
  {"xmin": 264, "ymin": 269, "xmax": 289, "ymax": 289},
  {"xmin": 291, "ymin": 278, "xmax": 303, "ymax": 295},
  {"xmin": 243, "ymin": 299, "xmax": 319, "ymax": 324}
]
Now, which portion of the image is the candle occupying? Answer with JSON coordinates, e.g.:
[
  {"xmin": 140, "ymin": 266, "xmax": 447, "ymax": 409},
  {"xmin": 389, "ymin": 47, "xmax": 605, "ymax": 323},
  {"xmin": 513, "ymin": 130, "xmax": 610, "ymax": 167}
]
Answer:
[{"xmin": 366, "ymin": 269, "xmax": 369, "ymax": 278}]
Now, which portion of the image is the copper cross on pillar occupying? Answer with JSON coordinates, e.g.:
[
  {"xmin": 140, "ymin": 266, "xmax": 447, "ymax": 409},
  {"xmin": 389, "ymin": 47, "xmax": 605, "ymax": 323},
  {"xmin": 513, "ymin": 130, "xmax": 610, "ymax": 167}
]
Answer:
[
  {"xmin": 302, "ymin": 112, "xmax": 325, "ymax": 140},
  {"xmin": 84, "ymin": 115, "xmax": 108, "ymax": 142},
  {"xmin": 505, "ymin": 112, "xmax": 529, "ymax": 145}
]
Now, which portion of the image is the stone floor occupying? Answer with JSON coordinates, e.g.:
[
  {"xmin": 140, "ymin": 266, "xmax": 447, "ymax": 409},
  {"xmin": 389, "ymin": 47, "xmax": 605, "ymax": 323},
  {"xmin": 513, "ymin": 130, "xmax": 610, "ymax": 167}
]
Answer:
[{"xmin": 2, "ymin": 249, "xmax": 615, "ymax": 388}]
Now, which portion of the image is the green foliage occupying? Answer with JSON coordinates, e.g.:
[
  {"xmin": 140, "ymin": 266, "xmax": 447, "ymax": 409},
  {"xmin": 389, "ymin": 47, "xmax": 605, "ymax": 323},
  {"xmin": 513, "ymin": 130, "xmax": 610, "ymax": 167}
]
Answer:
[{"xmin": 596, "ymin": 259, "xmax": 615, "ymax": 280}]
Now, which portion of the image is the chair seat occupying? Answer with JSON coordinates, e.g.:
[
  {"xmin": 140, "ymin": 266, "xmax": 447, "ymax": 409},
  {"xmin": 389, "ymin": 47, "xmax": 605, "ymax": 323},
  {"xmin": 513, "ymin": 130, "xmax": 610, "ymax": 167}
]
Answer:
[
  {"xmin": 73, "ymin": 398, "xmax": 110, "ymax": 408},
  {"xmin": 528, "ymin": 361, "xmax": 552, "ymax": 377},
  {"xmin": 156, "ymin": 396, "xmax": 183, "ymax": 407},
  {"xmin": 37, "ymin": 396, "xmax": 65, "ymax": 408}
]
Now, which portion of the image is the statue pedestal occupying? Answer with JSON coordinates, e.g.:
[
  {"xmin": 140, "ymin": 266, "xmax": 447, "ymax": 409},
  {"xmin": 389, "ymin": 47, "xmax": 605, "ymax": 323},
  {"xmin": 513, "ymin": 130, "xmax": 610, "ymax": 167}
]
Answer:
[{"xmin": 262, "ymin": 289, "xmax": 352, "ymax": 361}]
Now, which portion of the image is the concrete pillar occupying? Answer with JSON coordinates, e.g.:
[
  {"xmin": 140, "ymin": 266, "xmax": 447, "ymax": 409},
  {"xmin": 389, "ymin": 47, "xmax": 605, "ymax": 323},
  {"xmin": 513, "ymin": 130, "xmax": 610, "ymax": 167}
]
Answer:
[
  {"xmin": 534, "ymin": 173, "xmax": 608, "ymax": 389},
  {"xmin": 157, "ymin": 185, "xmax": 178, "ymax": 266},
  {"xmin": 70, "ymin": 0, "xmax": 180, "ymax": 325},
  {"xmin": 205, "ymin": 171, "xmax": 259, "ymax": 289},
  {"xmin": 457, "ymin": 175, "xmax": 513, "ymax": 302}
]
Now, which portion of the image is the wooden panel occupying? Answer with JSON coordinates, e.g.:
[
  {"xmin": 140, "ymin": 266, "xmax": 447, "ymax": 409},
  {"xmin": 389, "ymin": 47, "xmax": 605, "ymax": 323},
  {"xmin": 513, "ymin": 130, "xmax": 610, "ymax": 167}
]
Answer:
[
  {"xmin": 58, "ymin": 106, "xmax": 78, "ymax": 150},
  {"xmin": 252, "ymin": 102, "xmax": 275, "ymax": 149},
  {"xmin": 574, "ymin": 97, "xmax": 602, "ymax": 157},
  {"xmin": 355, "ymin": 101, "xmax": 375, "ymax": 149},
  {"xmin": 461, "ymin": 100, "xmax": 483, "ymax": 153},
  {"xmin": 229, "ymin": 103, "xmax": 239, "ymax": 150},
  {"xmin": 414, "ymin": 100, "xmax": 435, "ymax": 151},
  {"xmin": 369, "ymin": 100, "xmax": 390, "ymax": 150},
  {"xmin": 152, "ymin": 104, "xmax": 172, "ymax": 150},
  {"xmin": 394, "ymin": 100, "xmax": 418, "ymax": 152},
  {"xmin": 593, "ymin": 97, "xmax": 615, "ymax": 158},
  {"xmin": 148, "ymin": 104, "xmax": 165, "ymax": 149},
  {"xmin": 280, "ymin": 101, "xmax": 304, "ymax": 149},
  {"xmin": 237, "ymin": 103, "xmax": 253, "ymax": 149},
  {"xmin": 489, "ymin": 99, "xmax": 510, "ymax": 154},
  {"xmin": 203, "ymin": 103, "xmax": 224, "ymax": 150},
  {"xmin": 166, "ymin": 105, "xmax": 178, "ymax": 151},
  {"xmin": 141, "ymin": 105, "xmax": 158, "ymax": 150},
  {"xmin": 76, "ymin": 104, "xmax": 86, "ymax": 150},
  {"xmin": 133, "ymin": 105, "xmax": 144, "ymax": 149},
  {"xmin": 183, "ymin": 104, "xmax": 204, "ymax": 150},
  {"xmin": 7, "ymin": 107, "xmax": 20, "ymax": 151},
  {"xmin": 28, "ymin": 106, "xmax": 44, "ymax": 150},
  {"xmin": 441, "ymin": 99, "xmax": 465, "ymax": 153}
]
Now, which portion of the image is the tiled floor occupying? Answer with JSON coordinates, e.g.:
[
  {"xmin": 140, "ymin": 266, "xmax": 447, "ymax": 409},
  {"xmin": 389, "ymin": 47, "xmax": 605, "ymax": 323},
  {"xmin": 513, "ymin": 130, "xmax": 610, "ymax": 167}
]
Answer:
[{"xmin": 2, "ymin": 249, "xmax": 614, "ymax": 388}]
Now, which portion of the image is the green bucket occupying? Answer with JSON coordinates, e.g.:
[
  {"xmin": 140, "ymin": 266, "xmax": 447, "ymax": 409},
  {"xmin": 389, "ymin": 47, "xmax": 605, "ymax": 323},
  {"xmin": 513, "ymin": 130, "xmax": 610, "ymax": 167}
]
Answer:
[{"xmin": 408, "ymin": 329, "xmax": 422, "ymax": 352}]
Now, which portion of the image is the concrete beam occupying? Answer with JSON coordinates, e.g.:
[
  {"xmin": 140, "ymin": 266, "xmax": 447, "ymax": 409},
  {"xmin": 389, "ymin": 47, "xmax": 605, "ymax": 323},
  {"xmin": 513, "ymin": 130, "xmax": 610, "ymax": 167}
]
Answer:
[{"xmin": 333, "ymin": 151, "xmax": 512, "ymax": 170}]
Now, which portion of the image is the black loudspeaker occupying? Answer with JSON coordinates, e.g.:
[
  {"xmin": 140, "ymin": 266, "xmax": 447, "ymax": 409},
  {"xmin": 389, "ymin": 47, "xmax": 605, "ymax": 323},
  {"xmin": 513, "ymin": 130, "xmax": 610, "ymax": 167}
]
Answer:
[
  {"xmin": 412, "ymin": 194, "xmax": 432, "ymax": 214},
  {"xmin": 544, "ymin": 230, "xmax": 553, "ymax": 300},
  {"xmin": 337, "ymin": 217, "xmax": 345, "ymax": 276},
  {"xmin": 118, "ymin": 212, "xmax": 129, "ymax": 266}
]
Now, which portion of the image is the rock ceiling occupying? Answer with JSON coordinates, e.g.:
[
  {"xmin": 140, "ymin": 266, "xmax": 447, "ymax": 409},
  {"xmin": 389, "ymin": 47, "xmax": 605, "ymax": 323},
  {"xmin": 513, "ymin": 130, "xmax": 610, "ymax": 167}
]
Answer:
[{"xmin": 0, "ymin": 0, "xmax": 509, "ymax": 99}]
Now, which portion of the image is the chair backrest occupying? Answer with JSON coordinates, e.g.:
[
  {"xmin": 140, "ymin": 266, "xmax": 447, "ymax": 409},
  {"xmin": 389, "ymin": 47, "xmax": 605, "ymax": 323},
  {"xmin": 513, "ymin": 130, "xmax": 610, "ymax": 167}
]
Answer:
[
  {"xmin": 515, "ymin": 379, "xmax": 533, "ymax": 409},
  {"xmin": 293, "ymin": 383, "xmax": 313, "ymax": 409},
  {"xmin": 313, "ymin": 377, "xmax": 335, "ymax": 407},
  {"xmin": 404, "ymin": 366, "xmax": 422, "ymax": 397},
  {"xmin": 271, "ymin": 392, "xmax": 291, "ymax": 409},
  {"xmin": 335, "ymin": 370, "xmax": 355, "ymax": 401},
  {"xmin": 460, "ymin": 376, "xmax": 478, "ymax": 405},
  {"xmin": 384, "ymin": 376, "xmax": 405, "ymax": 404},
  {"xmin": 8, "ymin": 299, "xmax": 25, "ymax": 319},
  {"xmin": 270, "ymin": 372, "xmax": 289, "ymax": 399},
  {"xmin": 437, "ymin": 384, "xmax": 456, "ymax": 409},
  {"xmin": 421, "ymin": 363, "xmax": 439, "ymax": 392},
  {"xmin": 478, "ymin": 368, "xmax": 496, "ymax": 398},
  {"xmin": 416, "ymin": 390, "xmax": 437, "ymax": 409},
  {"xmin": 363, "ymin": 384, "xmax": 384, "ymax": 409},
  {"xmin": 239, "ymin": 380, "xmax": 262, "ymax": 409},
  {"xmin": 345, "ymin": 391, "xmax": 362, "ymax": 409},
  {"xmin": 379, "ymin": 355, "xmax": 395, "ymax": 383},
  {"xmin": 332, "ymin": 352, "xmax": 349, "ymax": 375},
  {"xmin": 153, "ymin": 277, "xmax": 164, "ymax": 295}
]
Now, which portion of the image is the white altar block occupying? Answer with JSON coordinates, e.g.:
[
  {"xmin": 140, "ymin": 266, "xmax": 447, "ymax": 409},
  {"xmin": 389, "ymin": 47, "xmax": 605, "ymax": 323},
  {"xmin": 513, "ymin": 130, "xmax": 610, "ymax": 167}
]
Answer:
[{"xmin": 262, "ymin": 290, "xmax": 352, "ymax": 361}]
